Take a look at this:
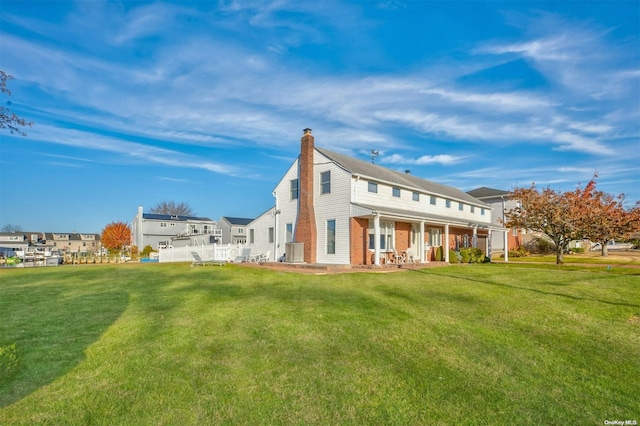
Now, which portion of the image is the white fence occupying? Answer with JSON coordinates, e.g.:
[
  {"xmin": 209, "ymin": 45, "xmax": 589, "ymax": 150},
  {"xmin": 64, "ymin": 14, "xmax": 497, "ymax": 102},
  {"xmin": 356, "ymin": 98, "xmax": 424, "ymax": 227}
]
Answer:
[{"xmin": 158, "ymin": 244, "xmax": 237, "ymax": 263}]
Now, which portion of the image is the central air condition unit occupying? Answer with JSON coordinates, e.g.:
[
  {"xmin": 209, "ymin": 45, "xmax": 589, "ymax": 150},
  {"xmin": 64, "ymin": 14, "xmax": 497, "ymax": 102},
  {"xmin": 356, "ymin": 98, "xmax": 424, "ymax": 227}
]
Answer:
[{"xmin": 285, "ymin": 242, "xmax": 304, "ymax": 263}]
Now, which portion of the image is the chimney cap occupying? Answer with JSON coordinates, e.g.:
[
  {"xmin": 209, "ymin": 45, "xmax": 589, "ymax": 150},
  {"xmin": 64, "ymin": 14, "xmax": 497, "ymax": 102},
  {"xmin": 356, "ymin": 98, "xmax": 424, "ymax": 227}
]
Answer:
[{"xmin": 303, "ymin": 128, "xmax": 312, "ymax": 135}]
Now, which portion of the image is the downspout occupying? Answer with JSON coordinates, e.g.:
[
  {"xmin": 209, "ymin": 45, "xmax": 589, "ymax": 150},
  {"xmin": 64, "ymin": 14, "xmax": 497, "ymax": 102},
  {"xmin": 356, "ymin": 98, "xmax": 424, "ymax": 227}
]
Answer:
[{"xmin": 273, "ymin": 191, "xmax": 279, "ymax": 262}]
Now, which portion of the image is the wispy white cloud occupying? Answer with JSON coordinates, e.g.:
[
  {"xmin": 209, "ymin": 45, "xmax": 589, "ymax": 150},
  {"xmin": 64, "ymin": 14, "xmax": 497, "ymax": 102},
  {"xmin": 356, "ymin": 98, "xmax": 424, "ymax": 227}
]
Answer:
[
  {"xmin": 25, "ymin": 124, "xmax": 240, "ymax": 176},
  {"xmin": 381, "ymin": 153, "xmax": 465, "ymax": 166}
]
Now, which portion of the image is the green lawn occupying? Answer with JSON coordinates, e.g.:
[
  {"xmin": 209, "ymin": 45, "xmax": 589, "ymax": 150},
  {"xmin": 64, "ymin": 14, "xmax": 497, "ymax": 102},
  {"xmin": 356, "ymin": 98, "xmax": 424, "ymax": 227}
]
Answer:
[{"xmin": 1, "ymin": 263, "xmax": 638, "ymax": 425}]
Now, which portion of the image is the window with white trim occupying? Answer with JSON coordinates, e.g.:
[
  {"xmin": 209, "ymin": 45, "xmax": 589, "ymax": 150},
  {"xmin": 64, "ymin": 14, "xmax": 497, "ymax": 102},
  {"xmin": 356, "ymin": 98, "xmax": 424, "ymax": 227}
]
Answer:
[
  {"xmin": 327, "ymin": 219, "xmax": 336, "ymax": 254},
  {"xmin": 368, "ymin": 221, "xmax": 394, "ymax": 251},
  {"xmin": 320, "ymin": 171, "xmax": 331, "ymax": 194},
  {"xmin": 429, "ymin": 228, "xmax": 442, "ymax": 247}
]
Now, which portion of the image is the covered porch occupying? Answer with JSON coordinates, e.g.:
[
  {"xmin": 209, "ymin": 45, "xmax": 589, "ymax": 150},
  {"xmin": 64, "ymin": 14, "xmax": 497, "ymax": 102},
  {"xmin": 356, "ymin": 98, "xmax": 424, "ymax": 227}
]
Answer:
[{"xmin": 349, "ymin": 204, "xmax": 495, "ymax": 266}]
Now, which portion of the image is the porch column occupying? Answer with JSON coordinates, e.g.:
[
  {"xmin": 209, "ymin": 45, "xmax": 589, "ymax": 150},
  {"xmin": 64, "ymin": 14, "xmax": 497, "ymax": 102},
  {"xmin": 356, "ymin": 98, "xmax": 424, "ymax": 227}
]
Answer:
[
  {"xmin": 504, "ymin": 229, "xmax": 509, "ymax": 262},
  {"xmin": 373, "ymin": 214, "xmax": 381, "ymax": 266},
  {"xmin": 472, "ymin": 226, "xmax": 477, "ymax": 248},
  {"xmin": 420, "ymin": 220, "xmax": 426, "ymax": 263},
  {"xmin": 444, "ymin": 223, "xmax": 450, "ymax": 263}
]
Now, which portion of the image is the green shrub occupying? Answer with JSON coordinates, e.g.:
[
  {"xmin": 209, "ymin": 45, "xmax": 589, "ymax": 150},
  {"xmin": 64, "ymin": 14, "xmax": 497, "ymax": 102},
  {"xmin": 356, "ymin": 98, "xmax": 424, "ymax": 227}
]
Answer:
[
  {"xmin": 460, "ymin": 247, "xmax": 485, "ymax": 263},
  {"xmin": 509, "ymin": 246, "xmax": 530, "ymax": 258},
  {"xmin": 141, "ymin": 245, "xmax": 156, "ymax": 258},
  {"xmin": 525, "ymin": 238, "xmax": 555, "ymax": 254},
  {"xmin": 569, "ymin": 247, "xmax": 585, "ymax": 254},
  {"xmin": 436, "ymin": 246, "xmax": 443, "ymax": 261},
  {"xmin": 0, "ymin": 343, "xmax": 20, "ymax": 380},
  {"xmin": 449, "ymin": 249, "xmax": 461, "ymax": 263}
]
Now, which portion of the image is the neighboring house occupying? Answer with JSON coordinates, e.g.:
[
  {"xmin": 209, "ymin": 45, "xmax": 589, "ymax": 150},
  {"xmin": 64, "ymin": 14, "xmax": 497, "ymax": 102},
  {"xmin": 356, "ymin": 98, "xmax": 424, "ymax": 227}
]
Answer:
[
  {"xmin": 466, "ymin": 187, "xmax": 524, "ymax": 257},
  {"xmin": 1, "ymin": 232, "xmax": 100, "ymax": 254},
  {"xmin": 218, "ymin": 217, "xmax": 254, "ymax": 245},
  {"xmin": 44, "ymin": 232, "xmax": 101, "ymax": 254},
  {"xmin": 244, "ymin": 208, "xmax": 277, "ymax": 259},
  {"xmin": 132, "ymin": 206, "xmax": 221, "ymax": 250},
  {"xmin": 248, "ymin": 129, "xmax": 500, "ymax": 266},
  {"xmin": 0, "ymin": 232, "xmax": 30, "ymax": 253}
]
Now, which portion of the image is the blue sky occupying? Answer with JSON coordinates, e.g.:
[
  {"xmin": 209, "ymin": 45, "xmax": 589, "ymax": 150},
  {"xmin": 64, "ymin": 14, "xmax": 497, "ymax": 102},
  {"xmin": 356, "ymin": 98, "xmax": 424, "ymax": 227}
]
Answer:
[{"xmin": 1, "ymin": 0, "xmax": 638, "ymax": 233}]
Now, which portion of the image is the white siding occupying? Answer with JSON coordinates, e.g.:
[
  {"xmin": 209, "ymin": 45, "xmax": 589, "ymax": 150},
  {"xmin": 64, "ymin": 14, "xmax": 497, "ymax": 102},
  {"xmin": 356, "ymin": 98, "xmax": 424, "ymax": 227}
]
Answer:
[
  {"xmin": 245, "ymin": 207, "xmax": 276, "ymax": 260},
  {"xmin": 314, "ymin": 151, "xmax": 352, "ymax": 264},
  {"xmin": 352, "ymin": 177, "xmax": 492, "ymax": 226},
  {"xmin": 273, "ymin": 159, "xmax": 300, "ymax": 259}
]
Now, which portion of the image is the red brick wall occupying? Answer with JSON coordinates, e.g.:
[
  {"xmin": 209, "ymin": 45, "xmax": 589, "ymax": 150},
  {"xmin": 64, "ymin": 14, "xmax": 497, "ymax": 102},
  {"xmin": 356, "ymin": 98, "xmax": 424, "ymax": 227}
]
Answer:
[
  {"xmin": 350, "ymin": 217, "xmax": 369, "ymax": 265},
  {"xmin": 395, "ymin": 222, "xmax": 411, "ymax": 252},
  {"xmin": 295, "ymin": 130, "xmax": 317, "ymax": 263}
]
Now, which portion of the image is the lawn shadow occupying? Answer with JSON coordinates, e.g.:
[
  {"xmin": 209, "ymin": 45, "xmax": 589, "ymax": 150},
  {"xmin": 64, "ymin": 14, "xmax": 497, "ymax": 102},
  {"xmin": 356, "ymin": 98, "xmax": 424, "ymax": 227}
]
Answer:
[
  {"xmin": 408, "ymin": 268, "xmax": 640, "ymax": 309},
  {"xmin": 0, "ymin": 286, "xmax": 128, "ymax": 408}
]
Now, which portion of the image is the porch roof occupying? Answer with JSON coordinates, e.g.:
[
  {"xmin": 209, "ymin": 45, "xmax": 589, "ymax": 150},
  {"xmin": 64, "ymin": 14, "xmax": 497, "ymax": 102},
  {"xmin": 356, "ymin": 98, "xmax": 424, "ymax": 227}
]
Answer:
[{"xmin": 350, "ymin": 203, "xmax": 504, "ymax": 230}]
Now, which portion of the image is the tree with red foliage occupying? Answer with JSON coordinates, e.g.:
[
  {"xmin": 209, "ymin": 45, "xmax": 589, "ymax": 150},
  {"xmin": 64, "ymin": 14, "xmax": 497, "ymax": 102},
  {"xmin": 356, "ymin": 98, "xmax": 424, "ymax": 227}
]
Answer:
[
  {"xmin": 505, "ymin": 183, "xmax": 583, "ymax": 264},
  {"xmin": 101, "ymin": 221, "xmax": 132, "ymax": 255},
  {"xmin": 572, "ymin": 176, "xmax": 640, "ymax": 256}
]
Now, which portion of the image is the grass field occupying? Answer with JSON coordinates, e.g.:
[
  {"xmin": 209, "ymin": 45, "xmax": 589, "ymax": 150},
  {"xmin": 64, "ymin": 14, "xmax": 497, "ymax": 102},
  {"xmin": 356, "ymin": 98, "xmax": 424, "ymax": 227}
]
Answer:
[{"xmin": 1, "ymin": 262, "xmax": 638, "ymax": 425}]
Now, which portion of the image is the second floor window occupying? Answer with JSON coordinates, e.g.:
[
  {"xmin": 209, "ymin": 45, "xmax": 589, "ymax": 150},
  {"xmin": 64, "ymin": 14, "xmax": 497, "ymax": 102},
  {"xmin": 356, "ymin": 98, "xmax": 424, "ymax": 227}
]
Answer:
[
  {"xmin": 286, "ymin": 223, "xmax": 293, "ymax": 242},
  {"xmin": 446, "ymin": 199, "xmax": 451, "ymax": 208},
  {"xmin": 321, "ymin": 171, "xmax": 331, "ymax": 194},
  {"xmin": 412, "ymin": 192, "xmax": 420, "ymax": 201},
  {"xmin": 290, "ymin": 179, "xmax": 299, "ymax": 200},
  {"xmin": 392, "ymin": 187, "xmax": 400, "ymax": 197},
  {"xmin": 368, "ymin": 181, "xmax": 378, "ymax": 193},
  {"xmin": 430, "ymin": 195, "xmax": 436, "ymax": 205}
]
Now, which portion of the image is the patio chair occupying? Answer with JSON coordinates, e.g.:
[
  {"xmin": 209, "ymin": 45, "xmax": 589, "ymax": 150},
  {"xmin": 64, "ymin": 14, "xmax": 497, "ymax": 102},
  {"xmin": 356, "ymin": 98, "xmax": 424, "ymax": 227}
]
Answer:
[
  {"xmin": 234, "ymin": 248, "xmax": 251, "ymax": 263},
  {"xmin": 191, "ymin": 252, "xmax": 225, "ymax": 267}
]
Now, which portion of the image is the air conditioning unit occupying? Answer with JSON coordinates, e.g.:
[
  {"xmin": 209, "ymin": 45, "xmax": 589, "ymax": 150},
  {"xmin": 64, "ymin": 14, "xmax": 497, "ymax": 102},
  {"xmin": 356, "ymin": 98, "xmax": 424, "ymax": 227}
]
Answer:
[{"xmin": 285, "ymin": 242, "xmax": 304, "ymax": 263}]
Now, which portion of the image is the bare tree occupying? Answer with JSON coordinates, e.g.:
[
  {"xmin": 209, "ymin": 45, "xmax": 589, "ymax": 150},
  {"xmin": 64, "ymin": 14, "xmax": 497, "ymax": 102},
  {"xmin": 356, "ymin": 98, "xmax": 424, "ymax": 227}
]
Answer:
[
  {"xmin": 1, "ymin": 71, "xmax": 33, "ymax": 136},
  {"xmin": 1, "ymin": 224, "xmax": 23, "ymax": 232},
  {"xmin": 149, "ymin": 201, "xmax": 194, "ymax": 216}
]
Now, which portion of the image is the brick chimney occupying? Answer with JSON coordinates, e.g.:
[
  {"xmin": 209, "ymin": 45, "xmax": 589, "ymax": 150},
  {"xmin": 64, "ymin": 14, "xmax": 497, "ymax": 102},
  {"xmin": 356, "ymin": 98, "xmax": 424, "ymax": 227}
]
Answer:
[{"xmin": 295, "ymin": 128, "xmax": 317, "ymax": 263}]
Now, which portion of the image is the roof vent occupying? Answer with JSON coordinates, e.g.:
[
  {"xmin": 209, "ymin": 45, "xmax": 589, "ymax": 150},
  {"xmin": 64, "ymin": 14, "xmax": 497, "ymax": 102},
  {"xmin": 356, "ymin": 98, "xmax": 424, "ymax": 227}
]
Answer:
[
  {"xmin": 405, "ymin": 169, "xmax": 411, "ymax": 174},
  {"xmin": 303, "ymin": 128, "xmax": 312, "ymax": 135}
]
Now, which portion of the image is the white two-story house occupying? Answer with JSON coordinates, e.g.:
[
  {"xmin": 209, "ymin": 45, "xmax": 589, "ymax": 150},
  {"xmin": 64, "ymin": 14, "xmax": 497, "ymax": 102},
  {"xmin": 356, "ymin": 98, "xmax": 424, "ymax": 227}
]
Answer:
[
  {"xmin": 131, "ymin": 206, "xmax": 221, "ymax": 251},
  {"xmin": 249, "ymin": 129, "xmax": 500, "ymax": 265}
]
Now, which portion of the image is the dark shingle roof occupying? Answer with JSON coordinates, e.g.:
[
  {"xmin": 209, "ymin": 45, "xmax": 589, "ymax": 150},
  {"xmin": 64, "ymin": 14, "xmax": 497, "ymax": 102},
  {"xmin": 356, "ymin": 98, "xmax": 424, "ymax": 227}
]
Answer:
[
  {"xmin": 222, "ymin": 217, "xmax": 253, "ymax": 226},
  {"xmin": 142, "ymin": 213, "xmax": 213, "ymax": 222},
  {"xmin": 316, "ymin": 148, "xmax": 488, "ymax": 206},
  {"xmin": 466, "ymin": 187, "xmax": 510, "ymax": 199}
]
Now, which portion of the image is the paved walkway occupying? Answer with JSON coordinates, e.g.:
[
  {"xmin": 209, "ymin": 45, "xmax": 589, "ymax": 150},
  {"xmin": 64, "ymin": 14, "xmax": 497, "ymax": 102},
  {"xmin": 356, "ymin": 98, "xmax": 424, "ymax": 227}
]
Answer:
[{"xmin": 236, "ymin": 260, "xmax": 450, "ymax": 274}]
